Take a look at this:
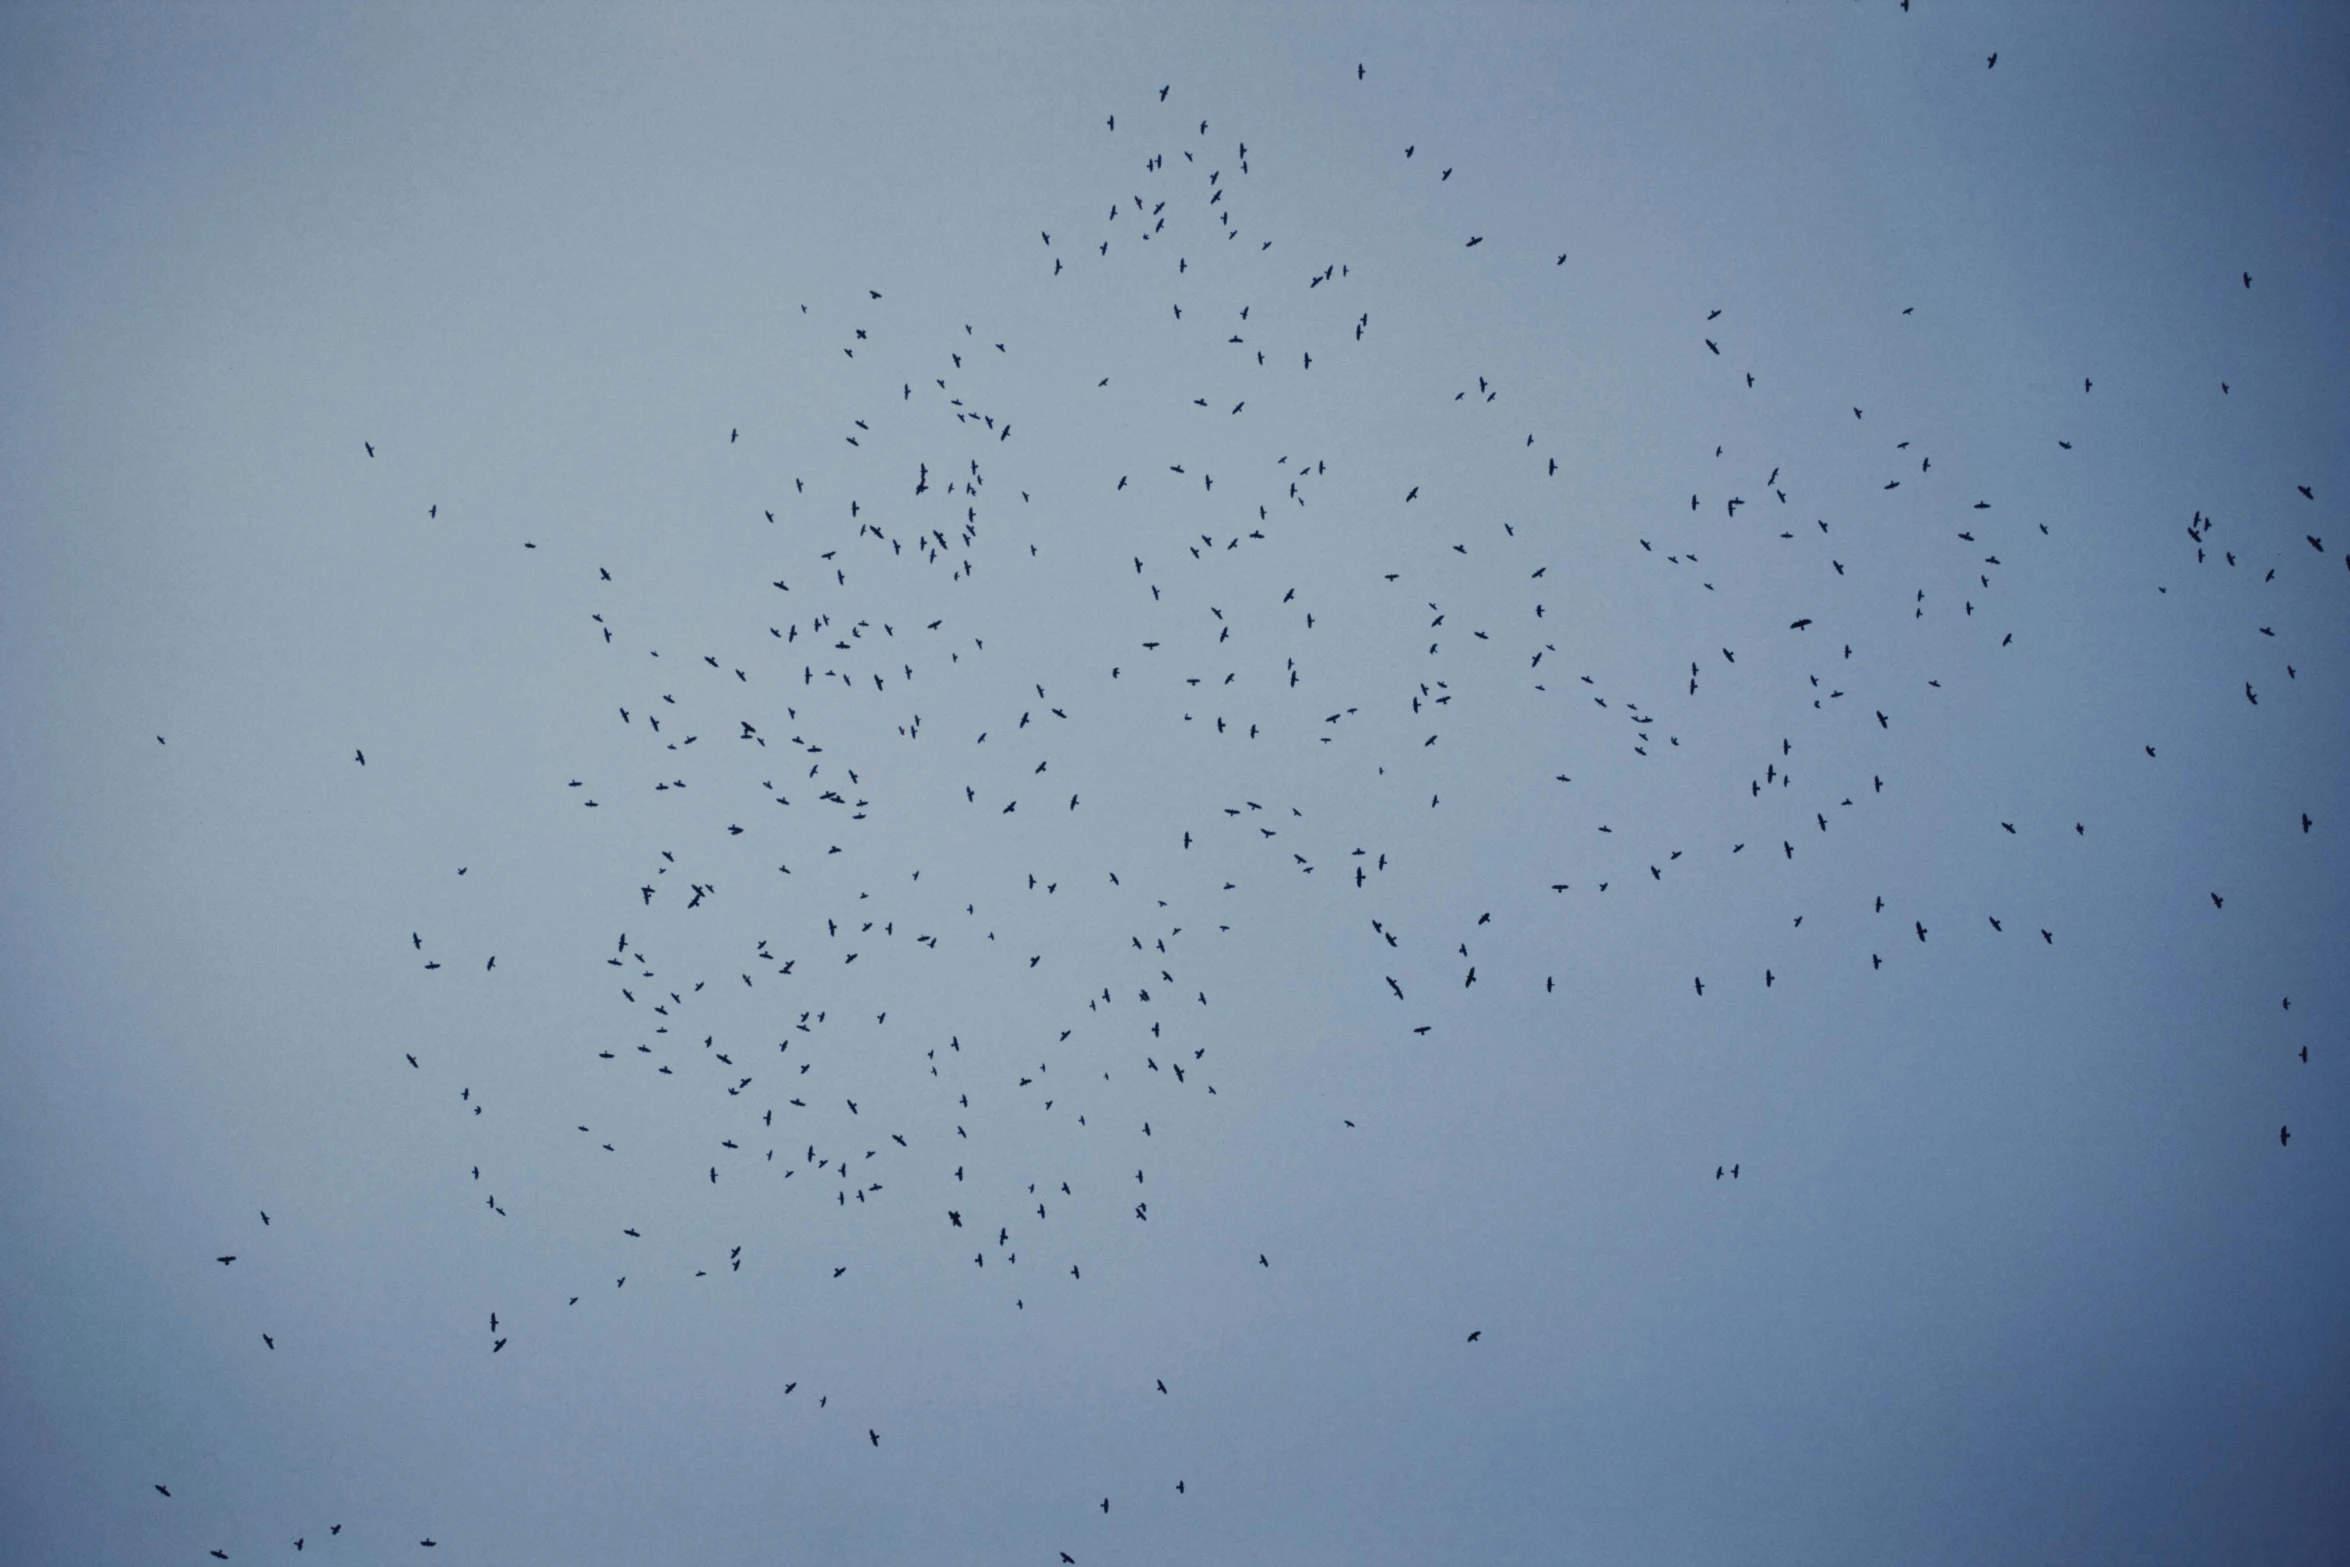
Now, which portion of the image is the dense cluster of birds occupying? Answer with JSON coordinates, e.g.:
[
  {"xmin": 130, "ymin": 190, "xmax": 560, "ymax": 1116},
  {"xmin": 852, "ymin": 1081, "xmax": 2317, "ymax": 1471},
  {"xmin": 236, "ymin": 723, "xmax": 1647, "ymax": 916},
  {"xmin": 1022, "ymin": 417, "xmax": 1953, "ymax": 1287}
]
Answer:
[{"xmin": 152, "ymin": 57, "xmax": 2329, "ymax": 1562}]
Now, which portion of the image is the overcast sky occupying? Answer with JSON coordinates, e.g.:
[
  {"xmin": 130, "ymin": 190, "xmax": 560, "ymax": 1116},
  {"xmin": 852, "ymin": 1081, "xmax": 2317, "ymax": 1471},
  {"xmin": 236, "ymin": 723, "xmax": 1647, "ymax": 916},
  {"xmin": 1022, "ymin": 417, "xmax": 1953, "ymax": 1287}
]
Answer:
[{"xmin": 3, "ymin": 5, "xmax": 2346, "ymax": 1564}]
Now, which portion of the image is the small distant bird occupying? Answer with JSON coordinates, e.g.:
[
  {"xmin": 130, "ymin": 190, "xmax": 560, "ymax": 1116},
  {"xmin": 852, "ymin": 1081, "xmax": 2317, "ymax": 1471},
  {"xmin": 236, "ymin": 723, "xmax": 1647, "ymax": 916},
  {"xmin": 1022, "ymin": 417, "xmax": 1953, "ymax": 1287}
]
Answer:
[
  {"xmin": 155, "ymin": 1485, "xmax": 170, "ymax": 1497},
  {"xmin": 869, "ymin": 1429, "xmax": 880, "ymax": 1446},
  {"xmin": 1987, "ymin": 52, "xmax": 1997, "ymax": 67},
  {"xmin": 1466, "ymin": 1330, "xmax": 1481, "ymax": 1342},
  {"xmin": 2280, "ymin": 1125, "xmax": 2290, "ymax": 1147},
  {"xmin": 354, "ymin": 749, "xmax": 365, "ymax": 765}
]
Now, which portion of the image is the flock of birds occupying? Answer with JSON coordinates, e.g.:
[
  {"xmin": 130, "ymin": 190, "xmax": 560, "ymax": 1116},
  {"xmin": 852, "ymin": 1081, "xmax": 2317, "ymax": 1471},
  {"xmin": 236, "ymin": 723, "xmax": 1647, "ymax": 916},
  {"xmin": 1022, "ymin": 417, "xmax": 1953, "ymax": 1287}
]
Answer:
[{"xmin": 151, "ymin": 58, "xmax": 2330, "ymax": 1563}]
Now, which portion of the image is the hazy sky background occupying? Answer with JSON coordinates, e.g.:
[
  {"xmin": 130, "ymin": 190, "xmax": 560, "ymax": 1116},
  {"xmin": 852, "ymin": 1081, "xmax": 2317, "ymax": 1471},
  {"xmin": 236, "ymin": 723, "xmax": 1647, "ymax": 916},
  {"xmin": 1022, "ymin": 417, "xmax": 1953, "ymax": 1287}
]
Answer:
[{"xmin": 3, "ymin": 5, "xmax": 2346, "ymax": 1563}]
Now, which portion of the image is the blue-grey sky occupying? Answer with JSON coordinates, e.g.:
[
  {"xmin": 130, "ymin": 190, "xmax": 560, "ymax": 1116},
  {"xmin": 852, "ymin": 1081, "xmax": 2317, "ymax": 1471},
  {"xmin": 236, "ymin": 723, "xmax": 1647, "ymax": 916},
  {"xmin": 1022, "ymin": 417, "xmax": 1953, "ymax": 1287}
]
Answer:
[{"xmin": 3, "ymin": 5, "xmax": 2345, "ymax": 1563}]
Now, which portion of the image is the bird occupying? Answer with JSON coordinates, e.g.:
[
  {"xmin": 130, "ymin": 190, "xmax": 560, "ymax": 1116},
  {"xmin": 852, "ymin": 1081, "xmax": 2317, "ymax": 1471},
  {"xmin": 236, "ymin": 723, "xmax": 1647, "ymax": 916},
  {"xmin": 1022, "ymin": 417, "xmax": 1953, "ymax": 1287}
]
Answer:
[
  {"xmin": 1466, "ymin": 1330, "xmax": 1481, "ymax": 1342},
  {"xmin": 1987, "ymin": 51, "xmax": 1998, "ymax": 67}
]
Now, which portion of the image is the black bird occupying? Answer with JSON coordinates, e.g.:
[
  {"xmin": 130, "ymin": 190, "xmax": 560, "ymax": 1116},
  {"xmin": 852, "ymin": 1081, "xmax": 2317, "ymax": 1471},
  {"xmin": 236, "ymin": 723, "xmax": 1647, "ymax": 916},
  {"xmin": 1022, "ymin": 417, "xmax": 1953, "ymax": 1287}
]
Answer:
[
  {"xmin": 2280, "ymin": 1125, "xmax": 2290, "ymax": 1147},
  {"xmin": 1466, "ymin": 1330, "xmax": 1481, "ymax": 1342},
  {"xmin": 155, "ymin": 1485, "xmax": 170, "ymax": 1497}
]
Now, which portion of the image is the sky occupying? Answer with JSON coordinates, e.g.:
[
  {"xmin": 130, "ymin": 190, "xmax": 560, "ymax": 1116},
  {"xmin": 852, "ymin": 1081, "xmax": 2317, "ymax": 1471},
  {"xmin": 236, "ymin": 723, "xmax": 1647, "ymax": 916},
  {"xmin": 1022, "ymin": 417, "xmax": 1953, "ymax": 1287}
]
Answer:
[{"xmin": 1, "ymin": 4, "xmax": 2346, "ymax": 1563}]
